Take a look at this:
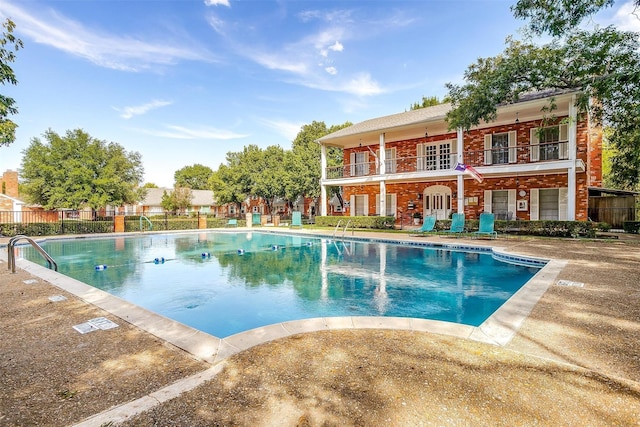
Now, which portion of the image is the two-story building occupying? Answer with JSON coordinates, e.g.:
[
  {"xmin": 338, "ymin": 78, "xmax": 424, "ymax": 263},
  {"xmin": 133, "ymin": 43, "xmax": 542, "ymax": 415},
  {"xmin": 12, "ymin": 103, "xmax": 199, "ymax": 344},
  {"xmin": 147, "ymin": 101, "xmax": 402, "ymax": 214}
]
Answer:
[{"xmin": 318, "ymin": 89, "xmax": 602, "ymax": 224}]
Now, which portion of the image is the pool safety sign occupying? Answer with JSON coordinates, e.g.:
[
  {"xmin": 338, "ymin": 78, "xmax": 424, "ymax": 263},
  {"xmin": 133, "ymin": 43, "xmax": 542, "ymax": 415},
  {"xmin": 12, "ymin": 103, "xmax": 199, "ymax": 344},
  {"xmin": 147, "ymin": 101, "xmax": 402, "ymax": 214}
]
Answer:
[{"xmin": 73, "ymin": 317, "xmax": 119, "ymax": 334}]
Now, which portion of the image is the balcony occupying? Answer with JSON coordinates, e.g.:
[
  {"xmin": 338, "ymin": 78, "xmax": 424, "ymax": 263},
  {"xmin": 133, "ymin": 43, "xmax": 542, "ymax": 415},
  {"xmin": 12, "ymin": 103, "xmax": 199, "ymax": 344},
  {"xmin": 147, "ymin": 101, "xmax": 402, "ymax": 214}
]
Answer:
[{"xmin": 324, "ymin": 141, "xmax": 570, "ymax": 181}]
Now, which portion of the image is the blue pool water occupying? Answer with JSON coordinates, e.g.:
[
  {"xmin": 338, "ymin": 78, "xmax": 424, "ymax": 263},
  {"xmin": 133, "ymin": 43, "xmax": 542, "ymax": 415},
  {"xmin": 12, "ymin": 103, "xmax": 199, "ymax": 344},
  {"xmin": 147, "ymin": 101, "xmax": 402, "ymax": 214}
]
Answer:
[{"xmin": 20, "ymin": 231, "xmax": 543, "ymax": 337}]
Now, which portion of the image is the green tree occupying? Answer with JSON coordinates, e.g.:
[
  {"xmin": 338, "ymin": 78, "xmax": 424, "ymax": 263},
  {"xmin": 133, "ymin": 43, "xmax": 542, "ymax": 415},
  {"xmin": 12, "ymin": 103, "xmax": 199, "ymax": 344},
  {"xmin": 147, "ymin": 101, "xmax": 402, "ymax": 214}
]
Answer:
[
  {"xmin": 20, "ymin": 129, "xmax": 144, "ymax": 209},
  {"xmin": 174, "ymin": 164, "xmax": 213, "ymax": 190},
  {"xmin": 160, "ymin": 186, "xmax": 193, "ymax": 214},
  {"xmin": 446, "ymin": 1, "xmax": 640, "ymax": 187},
  {"xmin": 209, "ymin": 145, "xmax": 261, "ymax": 211},
  {"xmin": 409, "ymin": 96, "xmax": 447, "ymax": 110},
  {"xmin": 250, "ymin": 145, "xmax": 287, "ymax": 214},
  {"xmin": 284, "ymin": 121, "xmax": 351, "ymax": 210},
  {"xmin": 0, "ymin": 18, "xmax": 23, "ymax": 147},
  {"xmin": 143, "ymin": 182, "xmax": 158, "ymax": 188}
]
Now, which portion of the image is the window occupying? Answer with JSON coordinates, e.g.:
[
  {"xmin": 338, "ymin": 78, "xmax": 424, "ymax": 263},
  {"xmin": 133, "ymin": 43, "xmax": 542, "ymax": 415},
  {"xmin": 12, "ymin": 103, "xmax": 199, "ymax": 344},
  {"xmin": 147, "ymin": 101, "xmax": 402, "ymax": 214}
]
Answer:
[
  {"xmin": 350, "ymin": 152, "xmax": 369, "ymax": 177},
  {"xmin": 484, "ymin": 131, "xmax": 517, "ymax": 165},
  {"xmin": 375, "ymin": 193, "xmax": 397, "ymax": 216},
  {"xmin": 491, "ymin": 133, "xmax": 509, "ymax": 164},
  {"xmin": 351, "ymin": 195, "xmax": 369, "ymax": 216},
  {"xmin": 375, "ymin": 148, "xmax": 397, "ymax": 174},
  {"xmin": 483, "ymin": 189, "xmax": 516, "ymax": 220},
  {"xmin": 539, "ymin": 189, "xmax": 560, "ymax": 220},
  {"xmin": 530, "ymin": 124, "xmax": 568, "ymax": 161},
  {"xmin": 530, "ymin": 188, "xmax": 568, "ymax": 220},
  {"xmin": 417, "ymin": 141, "xmax": 454, "ymax": 171},
  {"xmin": 491, "ymin": 190, "xmax": 509, "ymax": 219}
]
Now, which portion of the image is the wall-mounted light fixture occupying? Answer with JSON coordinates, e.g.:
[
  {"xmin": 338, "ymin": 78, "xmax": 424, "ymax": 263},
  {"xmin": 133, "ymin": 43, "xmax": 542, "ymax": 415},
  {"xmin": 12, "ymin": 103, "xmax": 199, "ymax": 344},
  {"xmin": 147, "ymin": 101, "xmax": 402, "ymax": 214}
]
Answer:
[
  {"xmin": 515, "ymin": 112, "xmax": 520, "ymax": 124},
  {"xmin": 424, "ymin": 128, "xmax": 428, "ymax": 138}
]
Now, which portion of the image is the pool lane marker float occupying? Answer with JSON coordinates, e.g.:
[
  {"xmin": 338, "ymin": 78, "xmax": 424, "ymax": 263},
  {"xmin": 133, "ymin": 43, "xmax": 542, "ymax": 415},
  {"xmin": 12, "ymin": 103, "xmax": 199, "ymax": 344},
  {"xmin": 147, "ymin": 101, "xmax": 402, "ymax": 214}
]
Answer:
[
  {"xmin": 95, "ymin": 264, "xmax": 108, "ymax": 271},
  {"xmin": 154, "ymin": 257, "xmax": 165, "ymax": 264},
  {"xmin": 201, "ymin": 252, "xmax": 211, "ymax": 258},
  {"xmin": 237, "ymin": 249, "xmax": 245, "ymax": 255},
  {"xmin": 271, "ymin": 245, "xmax": 279, "ymax": 251}
]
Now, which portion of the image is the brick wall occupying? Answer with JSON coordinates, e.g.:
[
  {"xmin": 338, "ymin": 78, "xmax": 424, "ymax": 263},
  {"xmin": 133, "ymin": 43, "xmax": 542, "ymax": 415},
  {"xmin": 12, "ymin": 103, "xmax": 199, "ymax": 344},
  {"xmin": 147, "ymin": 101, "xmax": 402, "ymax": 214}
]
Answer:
[
  {"xmin": 337, "ymin": 115, "xmax": 600, "ymax": 222},
  {"xmin": 0, "ymin": 170, "xmax": 19, "ymax": 198}
]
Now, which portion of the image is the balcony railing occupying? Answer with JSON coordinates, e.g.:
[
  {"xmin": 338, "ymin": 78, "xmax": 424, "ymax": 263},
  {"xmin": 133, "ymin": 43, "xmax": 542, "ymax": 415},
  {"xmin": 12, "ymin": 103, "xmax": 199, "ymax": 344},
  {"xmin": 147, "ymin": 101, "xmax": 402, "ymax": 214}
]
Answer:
[{"xmin": 325, "ymin": 142, "xmax": 569, "ymax": 180}]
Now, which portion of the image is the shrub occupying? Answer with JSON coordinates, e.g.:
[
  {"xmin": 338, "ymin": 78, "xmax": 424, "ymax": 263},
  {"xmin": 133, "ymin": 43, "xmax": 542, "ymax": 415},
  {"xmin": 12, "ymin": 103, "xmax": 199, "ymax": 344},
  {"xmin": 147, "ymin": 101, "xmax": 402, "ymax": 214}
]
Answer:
[
  {"xmin": 315, "ymin": 216, "xmax": 395, "ymax": 229},
  {"xmin": 623, "ymin": 221, "xmax": 640, "ymax": 234}
]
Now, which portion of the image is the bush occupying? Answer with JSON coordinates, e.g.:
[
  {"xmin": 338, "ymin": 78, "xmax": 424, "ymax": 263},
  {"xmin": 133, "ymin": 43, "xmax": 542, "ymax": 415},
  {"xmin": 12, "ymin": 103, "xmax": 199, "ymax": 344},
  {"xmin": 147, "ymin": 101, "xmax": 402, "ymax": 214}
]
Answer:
[
  {"xmin": 623, "ymin": 221, "xmax": 640, "ymax": 234},
  {"xmin": 315, "ymin": 216, "xmax": 395, "ymax": 229}
]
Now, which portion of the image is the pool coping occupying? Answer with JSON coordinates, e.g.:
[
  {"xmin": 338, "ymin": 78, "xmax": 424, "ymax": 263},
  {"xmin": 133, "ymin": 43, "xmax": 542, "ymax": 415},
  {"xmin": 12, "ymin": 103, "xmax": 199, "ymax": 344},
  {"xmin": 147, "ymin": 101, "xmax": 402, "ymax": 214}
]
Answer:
[{"xmin": 2, "ymin": 231, "xmax": 564, "ymax": 364}]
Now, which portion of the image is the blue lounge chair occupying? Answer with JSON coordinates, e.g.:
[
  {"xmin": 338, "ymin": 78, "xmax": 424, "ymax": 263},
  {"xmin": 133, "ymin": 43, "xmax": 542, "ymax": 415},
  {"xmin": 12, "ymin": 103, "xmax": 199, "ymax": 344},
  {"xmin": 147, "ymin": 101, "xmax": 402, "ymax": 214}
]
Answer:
[
  {"xmin": 472, "ymin": 212, "xmax": 497, "ymax": 239},
  {"xmin": 252, "ymin": 213, "xmax": 262, "ymax": 227},
  {"xmin": 441, "ymin": 213, "xmax": 465, "ymax": 237},
  {"xmin": 410, "ymin": 214, "xmax": 436, "ymax": 236},
  {"xmin": 290, "ymin": 211, "xmax": 303, "ymax": 228},
  {"xmin": 226, "ymin": 218, "xmax": 238, "ymax": 227}
]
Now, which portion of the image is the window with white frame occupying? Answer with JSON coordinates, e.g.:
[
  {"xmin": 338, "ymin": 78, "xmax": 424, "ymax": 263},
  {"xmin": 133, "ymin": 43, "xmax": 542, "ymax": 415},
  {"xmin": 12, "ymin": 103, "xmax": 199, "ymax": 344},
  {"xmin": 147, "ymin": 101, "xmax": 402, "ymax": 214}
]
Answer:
[
  {"xmin": 417, "ymin": 140, "xmax": 454, "ymax": 171},
  {"xmin": 483, "ymin": 189, "xmax": 516, "ymax": 220},
  {"xmin": 529, "ymin": 188, "xmax": 568, "ymax": 220},
  {"xmin": 375, "ymin": 193, "xmax": 397, "ymax": 216},
  {"xmin": 350, "ymin": 151, "xmax": 369, "ymax": 177},
  {"xmin": 529, "ymin": 124, "xmax": 568, "ymax": 161},
  {"xmin": 484, "ymin": 131, "xmax": 517, "ymax": 165},
  {"xmin": 375, "ymin": 148, "xmax": 396, "ymax": 174},
  {"xmin": 350, "ymin": 194, "xmax": 369, "ymax": 216}
]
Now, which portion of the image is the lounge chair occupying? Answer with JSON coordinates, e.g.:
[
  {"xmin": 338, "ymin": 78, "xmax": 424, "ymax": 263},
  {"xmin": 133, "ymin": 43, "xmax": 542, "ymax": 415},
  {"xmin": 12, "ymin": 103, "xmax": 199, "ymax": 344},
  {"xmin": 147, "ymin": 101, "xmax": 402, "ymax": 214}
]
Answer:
[
  {"xmin": 441, "ymin": 213, "xmax": 466, "ymax": 237},
  {"xmin": 410, "ymin": 214, "xmax": 436, "ymax": 236},
  {"xmin": 226, "ymin": 218, "xmax": 238, "ymax": 227},
  {"xmin": 252, "ymin": 213, "xmax": 262, "ymax": 227},
  {"xmin": 472, "ymin": 212, "xmax": 497, "ymax": 239},
  {"xmin": 290, "ymin": 211, "xmax": 303, "ymax": 228}
]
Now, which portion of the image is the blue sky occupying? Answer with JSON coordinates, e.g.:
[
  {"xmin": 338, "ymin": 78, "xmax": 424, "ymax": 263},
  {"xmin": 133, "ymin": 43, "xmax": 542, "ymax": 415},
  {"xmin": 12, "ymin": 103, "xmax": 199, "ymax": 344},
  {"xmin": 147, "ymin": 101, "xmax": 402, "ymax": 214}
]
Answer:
[{"xmin": 0, "ymin": 0, "xmax": 636, "ymax": 187}]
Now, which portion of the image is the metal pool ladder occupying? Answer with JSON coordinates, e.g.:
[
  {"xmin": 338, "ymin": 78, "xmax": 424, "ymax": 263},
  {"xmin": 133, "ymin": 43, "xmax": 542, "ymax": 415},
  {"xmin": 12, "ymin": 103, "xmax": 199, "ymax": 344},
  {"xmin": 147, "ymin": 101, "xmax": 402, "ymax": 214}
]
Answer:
[{"xmin": 7, "ymin": 235, "xmax": 58, "ymax": 273}]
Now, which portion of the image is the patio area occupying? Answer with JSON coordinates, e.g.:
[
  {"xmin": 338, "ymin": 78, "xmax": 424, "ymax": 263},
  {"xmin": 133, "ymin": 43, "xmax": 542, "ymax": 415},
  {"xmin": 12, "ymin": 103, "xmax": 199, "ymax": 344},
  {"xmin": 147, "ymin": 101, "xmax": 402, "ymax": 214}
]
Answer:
[{"xmin": 1, "ymin": 232, "xmax": 639, "ymax": 426}]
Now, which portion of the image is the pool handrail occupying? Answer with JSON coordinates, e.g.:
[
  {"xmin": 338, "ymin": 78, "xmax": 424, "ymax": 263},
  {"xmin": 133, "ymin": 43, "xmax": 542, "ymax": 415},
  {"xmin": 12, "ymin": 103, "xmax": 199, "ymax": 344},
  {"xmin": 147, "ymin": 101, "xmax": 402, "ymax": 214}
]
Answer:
[
  {"xmin": 140, "ymin": 215, "xmax": 153, "ymax": 231},
  {"xmin": 7, "ymin": 235, "xmax": 58, "ymax": 273}
]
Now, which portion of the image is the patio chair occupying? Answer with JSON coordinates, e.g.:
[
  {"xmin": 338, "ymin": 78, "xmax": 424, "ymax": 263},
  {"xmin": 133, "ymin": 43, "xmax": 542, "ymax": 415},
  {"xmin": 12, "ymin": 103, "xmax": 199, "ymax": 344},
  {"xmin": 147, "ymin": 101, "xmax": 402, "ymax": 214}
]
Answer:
[
  {"xmin": 472, "ymin": 212, "xmax": 497, "ymax": 239},
  {"xmin": 410, "ymin": 214, "xmax": 437, "ymax": 236},
  {"xmin": 290, "ymin": 211, "xmax": 303, "ymax": 228},
  {"xmin": 251, "ymin": 213, "xmax": 262, "ymax": 227},
  {"xmin": 441, "ymin": 213, "xmax": 466, "ymax": 237},
  {"xmin": 226, "ymin": 218, "xmax": 238, "ymax": 227}
]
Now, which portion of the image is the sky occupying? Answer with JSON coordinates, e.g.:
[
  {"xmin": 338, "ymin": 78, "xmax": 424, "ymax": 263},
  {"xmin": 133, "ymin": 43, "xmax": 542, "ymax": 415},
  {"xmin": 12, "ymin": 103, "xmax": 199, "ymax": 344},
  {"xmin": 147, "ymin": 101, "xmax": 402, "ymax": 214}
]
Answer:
[{"xmin": 0, "ymin": 0, "xmax": 637, "ymax": 188}]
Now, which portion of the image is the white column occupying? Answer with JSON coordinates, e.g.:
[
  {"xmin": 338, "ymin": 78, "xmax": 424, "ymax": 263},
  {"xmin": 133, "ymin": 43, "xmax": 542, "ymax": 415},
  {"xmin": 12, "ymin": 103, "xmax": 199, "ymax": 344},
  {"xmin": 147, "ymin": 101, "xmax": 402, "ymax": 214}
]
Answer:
[
  {"xmin": 320, "ymin": 144, "xmax": 328, "ymax": 216},
  {"xmin": 379, "ymin": 133, "xmax": 386, "ymax": 215},
  {"xmin": 457, "ymin": 128, "xmax": 465, "ymax": 214},
  {"xmin": 567, "ymin": 95, "xmax": 577, "ymax": 220}
]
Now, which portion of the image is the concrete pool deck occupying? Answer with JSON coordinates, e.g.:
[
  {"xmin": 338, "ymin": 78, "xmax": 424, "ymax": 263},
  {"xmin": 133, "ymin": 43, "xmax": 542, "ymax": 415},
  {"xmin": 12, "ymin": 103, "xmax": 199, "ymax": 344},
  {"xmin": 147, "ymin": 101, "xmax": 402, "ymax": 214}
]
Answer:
[{"xmin": 2, "ymin": 230, "xmax": 640, "ymax": 425}]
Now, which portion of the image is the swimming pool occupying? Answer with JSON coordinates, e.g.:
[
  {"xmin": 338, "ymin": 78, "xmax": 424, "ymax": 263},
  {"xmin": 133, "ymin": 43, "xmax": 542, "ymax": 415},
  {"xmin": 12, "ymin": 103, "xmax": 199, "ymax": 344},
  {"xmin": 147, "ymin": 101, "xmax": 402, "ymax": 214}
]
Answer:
[{"xmin": 19, "ymin": 231, "xmax": 543, "ymax": 337}]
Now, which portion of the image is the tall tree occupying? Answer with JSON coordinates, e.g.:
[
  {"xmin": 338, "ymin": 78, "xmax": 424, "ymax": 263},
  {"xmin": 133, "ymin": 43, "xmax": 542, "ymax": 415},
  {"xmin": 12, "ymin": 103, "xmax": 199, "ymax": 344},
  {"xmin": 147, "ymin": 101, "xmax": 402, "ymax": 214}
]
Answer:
[
  {"xmin": 250, "ymin": 145, "xmax": 287, "ymax": 214},
  {"xmin": 160, "ymin": 187, "xmax": 193, "ymax": 214},
  {"xmin": 284, "ymin": 121, "xmax": 351, "ymax": 210},
  {"xmin": 446, "ymin": 1, "xmax": 640, "ymax": 188},
  {"xmin": 0, "ymin": 18, "xmax": 23, "ymax": 147},
  {"xmin": 409, "ymin": 96, "xmax": 447, "ymax": 110},
  {"xmin": 174, "ymin": 164, "xmax": 213, "ymax": 190},
  {"xmin": 20, "ymin": 129, "xmax": 144, "ymax": 209}
]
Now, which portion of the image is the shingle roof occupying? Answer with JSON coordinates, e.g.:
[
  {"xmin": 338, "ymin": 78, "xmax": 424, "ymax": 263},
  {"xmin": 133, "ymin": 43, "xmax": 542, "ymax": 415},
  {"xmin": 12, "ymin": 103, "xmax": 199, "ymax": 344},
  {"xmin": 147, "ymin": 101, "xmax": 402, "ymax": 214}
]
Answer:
[
  {"xmin": 317, "ymin": 103, "xmax": 451, "ymax": 142},
  {"xmin": 317, "ymin": 88, "xmax": 579, "ymax": 143}
]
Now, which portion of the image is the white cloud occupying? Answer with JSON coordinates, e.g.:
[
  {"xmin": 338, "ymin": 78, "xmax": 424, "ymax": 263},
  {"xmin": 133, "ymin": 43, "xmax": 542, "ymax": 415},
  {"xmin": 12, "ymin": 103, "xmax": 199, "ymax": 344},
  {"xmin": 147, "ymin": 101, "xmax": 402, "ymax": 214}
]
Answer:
[
  {"xmin": 116, "ymin": 100, "xmax": 173, "ymax": 119},
  {"xmin": 204, "ymin": 0, "xmax": 230, "ymax": 6},
  {"xmin": 325, "ymin": 66, "xmax": 338, "ymax": 75},
  {"xmin": 137, "ymin": 125, "xmax": 249, "ymax": 140},
  {"xmin": 0, "ymin": 1, "xmax": 216, "ymax": 72},
  {"xmin": 258, "ymin": 118, "xmax": 304, "ymax": 141},
  {"xmin": 609, "ymin": 1, "xmax": 640, "ymax": 32},
  {"xmin": 329, "ymin": 41, "xmax": 344, "ymax": 52},
  {"xmin": 207, "ymin": 14, "xmax": 227, "ymax": 36},
  {"xmin": 250, "ymin": 52, "xmax": 308, "ymax": 74}
]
